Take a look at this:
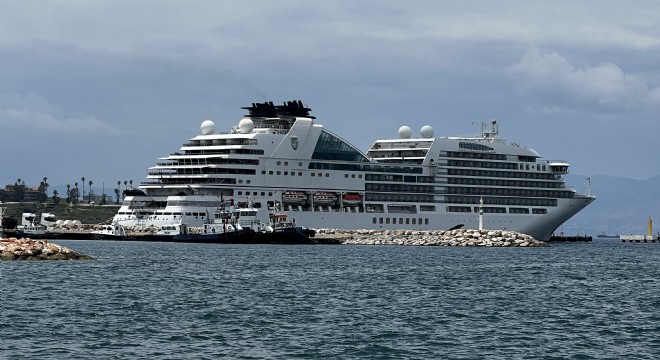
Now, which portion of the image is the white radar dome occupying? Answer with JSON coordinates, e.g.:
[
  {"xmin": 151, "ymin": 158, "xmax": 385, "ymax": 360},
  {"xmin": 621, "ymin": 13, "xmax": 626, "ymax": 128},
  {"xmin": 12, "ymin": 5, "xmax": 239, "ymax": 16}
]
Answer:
[
  {"xmin": 201, "ymin": 120, "xmax": 216, "ymax": 135},
  {"xmin": 420, "ymin": 125, "xmax": 434, "ymax": 138},
  {"xmin": 398, "ymin": 125, "xmax": 412, "ymax": 139},
  {"xmin": 238, "ymin": 118, "xmax": 254, "ymax": 134}
]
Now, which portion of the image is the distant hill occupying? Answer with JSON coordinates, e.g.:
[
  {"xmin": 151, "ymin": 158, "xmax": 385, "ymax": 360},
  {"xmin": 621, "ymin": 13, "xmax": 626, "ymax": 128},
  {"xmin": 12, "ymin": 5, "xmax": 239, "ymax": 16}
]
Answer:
[{"xmin": 563, "ymin": 174, "xmax": 660, "ymax": 236}]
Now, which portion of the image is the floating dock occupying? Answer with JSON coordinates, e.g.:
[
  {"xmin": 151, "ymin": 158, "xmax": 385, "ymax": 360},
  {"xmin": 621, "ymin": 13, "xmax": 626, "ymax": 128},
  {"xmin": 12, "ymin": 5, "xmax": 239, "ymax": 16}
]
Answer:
[{"xmin": 620, "ymin": 235, "xmax": 659, "ymax": 243}]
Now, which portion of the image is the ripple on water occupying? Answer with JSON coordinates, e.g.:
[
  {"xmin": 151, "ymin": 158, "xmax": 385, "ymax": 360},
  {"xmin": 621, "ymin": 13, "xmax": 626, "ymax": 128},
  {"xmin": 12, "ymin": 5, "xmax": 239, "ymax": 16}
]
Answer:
[{"xmin": 2, "ymin": 241, "xmax": 659, "ymax": 359}]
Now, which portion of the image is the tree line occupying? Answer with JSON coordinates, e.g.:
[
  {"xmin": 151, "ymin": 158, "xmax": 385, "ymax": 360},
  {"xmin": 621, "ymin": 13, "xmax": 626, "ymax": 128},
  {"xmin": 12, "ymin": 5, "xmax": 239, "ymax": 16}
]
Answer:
[{"xmin": 0, "ymin": 177, "xmax": 134, "ymax": 205}]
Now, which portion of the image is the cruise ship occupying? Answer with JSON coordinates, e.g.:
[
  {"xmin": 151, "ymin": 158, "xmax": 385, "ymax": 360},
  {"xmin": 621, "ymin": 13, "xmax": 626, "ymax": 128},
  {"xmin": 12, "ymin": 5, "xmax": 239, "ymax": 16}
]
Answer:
[{"xmin": 112, "ymin": 100, "xmax": 595, "ymax": 240}]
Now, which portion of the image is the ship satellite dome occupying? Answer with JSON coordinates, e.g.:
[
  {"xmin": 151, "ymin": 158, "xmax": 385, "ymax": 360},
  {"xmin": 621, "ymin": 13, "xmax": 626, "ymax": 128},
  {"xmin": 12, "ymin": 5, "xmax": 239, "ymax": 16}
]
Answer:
[
  {"xmin": 238, "ymin": 117, "xmax": 254, "ymax": 134},
  {"xmin": 398, "ymin": 125, "xmax": 412, "ymax": 139},
  {"xmin": 201, "ymin": 120, "xmax": 216, "ymax": 135},
  {"xmin": 420, "ymin": 125, "xmax": 434, "ymax": 138}
]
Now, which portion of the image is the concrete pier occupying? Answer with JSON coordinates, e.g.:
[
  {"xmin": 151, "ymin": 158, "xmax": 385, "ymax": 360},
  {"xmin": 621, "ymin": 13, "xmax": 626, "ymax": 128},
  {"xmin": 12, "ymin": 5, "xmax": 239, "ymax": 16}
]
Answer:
[{"xmin": 620, "ymin": 235, "xmax": 660, "ymax": 243}]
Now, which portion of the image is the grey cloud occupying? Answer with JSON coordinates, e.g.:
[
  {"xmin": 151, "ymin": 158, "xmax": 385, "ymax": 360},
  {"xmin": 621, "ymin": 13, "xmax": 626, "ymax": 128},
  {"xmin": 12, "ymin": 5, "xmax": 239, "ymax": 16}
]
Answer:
[{"xmin": 507, "ymin": 46, "xmax": 660, "ymax": 112}]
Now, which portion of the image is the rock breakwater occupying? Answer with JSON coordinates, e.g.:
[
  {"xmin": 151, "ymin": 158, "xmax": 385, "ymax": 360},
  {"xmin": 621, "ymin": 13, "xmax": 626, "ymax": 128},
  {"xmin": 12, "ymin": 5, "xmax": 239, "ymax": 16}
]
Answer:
[
  {"xmin": 314, "ymin": 228, "xmax": 548, "ymax": 247},
  {"xmin": 0, "ymin": 237, "xmax": 93, "ymax": 260}
]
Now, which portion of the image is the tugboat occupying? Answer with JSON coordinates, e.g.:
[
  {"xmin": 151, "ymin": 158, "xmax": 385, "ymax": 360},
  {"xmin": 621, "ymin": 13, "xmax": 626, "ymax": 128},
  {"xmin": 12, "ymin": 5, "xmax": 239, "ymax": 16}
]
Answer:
[
  {"xmin": 172, "ymin": 199, "xmax": 256, "ymax": 244},
  {"xmin": 254, "ymin": 210, "xmax": 317, "ymax": 244},
  {"xmin": 90, "ymin": 222, "xmax": 131, "ymax": 240},
  {"xmin": 14, "ymin": 213, "xmax": 48, "ymax": 239}
]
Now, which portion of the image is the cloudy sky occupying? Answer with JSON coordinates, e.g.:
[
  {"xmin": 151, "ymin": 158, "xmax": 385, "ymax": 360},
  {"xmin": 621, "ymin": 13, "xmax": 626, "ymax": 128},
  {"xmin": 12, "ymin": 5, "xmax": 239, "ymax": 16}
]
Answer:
[{"xmin": 2, "ymin": 0, "xmax": 660, "ymax": 192}]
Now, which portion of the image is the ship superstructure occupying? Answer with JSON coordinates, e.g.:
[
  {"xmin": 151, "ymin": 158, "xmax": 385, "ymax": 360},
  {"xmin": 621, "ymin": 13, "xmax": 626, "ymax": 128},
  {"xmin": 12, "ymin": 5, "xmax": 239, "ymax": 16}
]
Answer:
[{"xmin": 112, "ymin": 100, "xmax": 595, "ymax": 240}]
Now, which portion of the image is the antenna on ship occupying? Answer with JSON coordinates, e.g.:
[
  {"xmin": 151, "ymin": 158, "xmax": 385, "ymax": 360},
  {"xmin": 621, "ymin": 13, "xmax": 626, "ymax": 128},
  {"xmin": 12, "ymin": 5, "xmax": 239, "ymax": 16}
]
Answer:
[{"xmin": 584, "ymin": 177, "xmax": 591, "ymax": 197}]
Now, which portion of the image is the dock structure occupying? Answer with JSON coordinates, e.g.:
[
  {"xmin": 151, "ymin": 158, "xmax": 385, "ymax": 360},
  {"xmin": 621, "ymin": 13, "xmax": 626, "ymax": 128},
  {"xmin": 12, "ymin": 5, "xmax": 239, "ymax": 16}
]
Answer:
[
  {"xmin": 620, "ymin": 235, "xmax": 660, "ymax": 243},
  {"xmin": 620, "ymin": 217, "xmax": 659, "ymax": 243}
]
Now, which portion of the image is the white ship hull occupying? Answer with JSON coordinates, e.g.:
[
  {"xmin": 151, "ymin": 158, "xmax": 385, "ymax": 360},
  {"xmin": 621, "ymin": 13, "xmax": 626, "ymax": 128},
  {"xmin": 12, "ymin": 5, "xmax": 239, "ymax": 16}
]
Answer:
[
  {"xmin": 114, "ymin": 194, "xmax": 592, "ymax": 240},
  {"xmin": 112, "ymin": 100, "xmax": 595, "ymax": 241}
]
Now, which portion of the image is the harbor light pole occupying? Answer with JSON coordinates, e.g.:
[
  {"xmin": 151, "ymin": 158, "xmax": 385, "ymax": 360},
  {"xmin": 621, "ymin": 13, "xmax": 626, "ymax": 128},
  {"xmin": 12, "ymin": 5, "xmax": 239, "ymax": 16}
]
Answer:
[{"xmin": 479, "ymin": 197, "xmax": 484, "ymax": 230}]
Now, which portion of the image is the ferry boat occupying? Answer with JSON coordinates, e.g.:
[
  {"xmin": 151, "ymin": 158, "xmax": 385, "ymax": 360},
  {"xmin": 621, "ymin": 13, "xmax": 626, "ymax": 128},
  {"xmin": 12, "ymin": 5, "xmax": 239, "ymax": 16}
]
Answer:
[{"xmin": 111, "ymin": 100, "xmax": 595, "ymax": 240}]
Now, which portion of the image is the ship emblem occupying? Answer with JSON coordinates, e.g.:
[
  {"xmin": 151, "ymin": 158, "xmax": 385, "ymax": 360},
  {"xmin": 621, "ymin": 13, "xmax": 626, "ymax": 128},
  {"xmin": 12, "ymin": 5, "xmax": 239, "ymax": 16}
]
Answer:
[{"xmin": 291, "ymin": 136, "xmax": 299, "ymax": 150}]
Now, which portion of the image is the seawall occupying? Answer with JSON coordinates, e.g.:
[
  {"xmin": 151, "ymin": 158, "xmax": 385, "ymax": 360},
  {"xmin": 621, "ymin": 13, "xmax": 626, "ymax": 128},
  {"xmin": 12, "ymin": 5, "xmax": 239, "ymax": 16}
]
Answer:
[{"xmin": 314, "ymin": 228, "xmax": 548, "ymax": 247}]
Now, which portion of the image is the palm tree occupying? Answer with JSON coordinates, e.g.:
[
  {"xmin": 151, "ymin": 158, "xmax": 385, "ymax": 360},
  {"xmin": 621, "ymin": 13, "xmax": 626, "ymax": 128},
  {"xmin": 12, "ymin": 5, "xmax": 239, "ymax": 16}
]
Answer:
[
  {"xmin": 129, "ymin": 180, "xmax": 133, "ymax": 189},
  {"xmin": 38, "ymin": 176, "xmax": 49, "ymax": 202},
  {"xmin": 14, "ymin": 178, "xmax": 25, "ymax": 201},
  {"xmin": 81, "ymin": 177, "xmax": 86, "ymax": 203},
  {"xmin": 66, "ymin": 184, "xmax": 71, "ymax": 203},
  {"xmin": 88, "ymin": 180, "xmax": 93, "ymax": 202}
]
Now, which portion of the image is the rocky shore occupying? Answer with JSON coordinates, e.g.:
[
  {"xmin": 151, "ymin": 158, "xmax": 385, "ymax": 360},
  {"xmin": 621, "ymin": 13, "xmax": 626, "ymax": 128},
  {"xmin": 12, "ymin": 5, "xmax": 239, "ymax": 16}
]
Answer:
[
  {"xmin": 314, "ymin": 228, "xmax": 549, "ymax": 247},
  {"xmin": 0, "ymin": 237, "xmax": 93, "ymax": 260}
]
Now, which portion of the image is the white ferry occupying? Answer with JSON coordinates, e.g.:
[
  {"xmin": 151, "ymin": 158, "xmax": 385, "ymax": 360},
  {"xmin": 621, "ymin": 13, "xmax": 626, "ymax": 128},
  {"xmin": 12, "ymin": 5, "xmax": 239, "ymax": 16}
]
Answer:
[{"xmin": 112, "ymin": 100, "xmax": 595, "ymax": 240}]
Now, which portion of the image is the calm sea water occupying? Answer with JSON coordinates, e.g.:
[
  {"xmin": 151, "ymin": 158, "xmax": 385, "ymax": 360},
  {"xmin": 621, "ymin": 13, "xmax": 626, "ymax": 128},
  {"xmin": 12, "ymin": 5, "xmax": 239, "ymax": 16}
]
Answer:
[{"xmin": 1, "ymin": 239, "xmax": 659, "ymax": 359}]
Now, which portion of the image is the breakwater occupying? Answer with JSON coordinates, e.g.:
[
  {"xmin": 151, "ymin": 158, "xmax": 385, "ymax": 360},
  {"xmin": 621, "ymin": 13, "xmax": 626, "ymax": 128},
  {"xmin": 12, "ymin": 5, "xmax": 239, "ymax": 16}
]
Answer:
[
  {"xmin": 0, "ymin": 237, "xmax": 93, "ymax": 260},
  {"xmin": 315, "ymin": 228, "xmax": 548, "ymax": 247}
]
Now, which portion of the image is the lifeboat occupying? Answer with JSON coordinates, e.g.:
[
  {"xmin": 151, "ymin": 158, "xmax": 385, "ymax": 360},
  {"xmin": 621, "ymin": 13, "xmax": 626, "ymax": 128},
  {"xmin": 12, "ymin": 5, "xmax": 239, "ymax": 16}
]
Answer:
[
  {"xmin": 283, "ymin": 191, "xmax": 308, "ymax": 204},
  {"xmin": 313, "ymin": 192, "xmax": 338, "ymax": 204},
  {"xmin": 342, "ymin": 193, "xmax": 362, "ymax": 206}
]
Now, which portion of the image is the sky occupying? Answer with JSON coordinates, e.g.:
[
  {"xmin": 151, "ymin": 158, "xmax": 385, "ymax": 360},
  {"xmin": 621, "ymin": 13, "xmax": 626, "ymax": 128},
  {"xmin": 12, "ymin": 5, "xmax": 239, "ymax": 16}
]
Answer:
[{"xmin": 2, "ymin": 0, "xmax": 660, "ymax": 192}]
